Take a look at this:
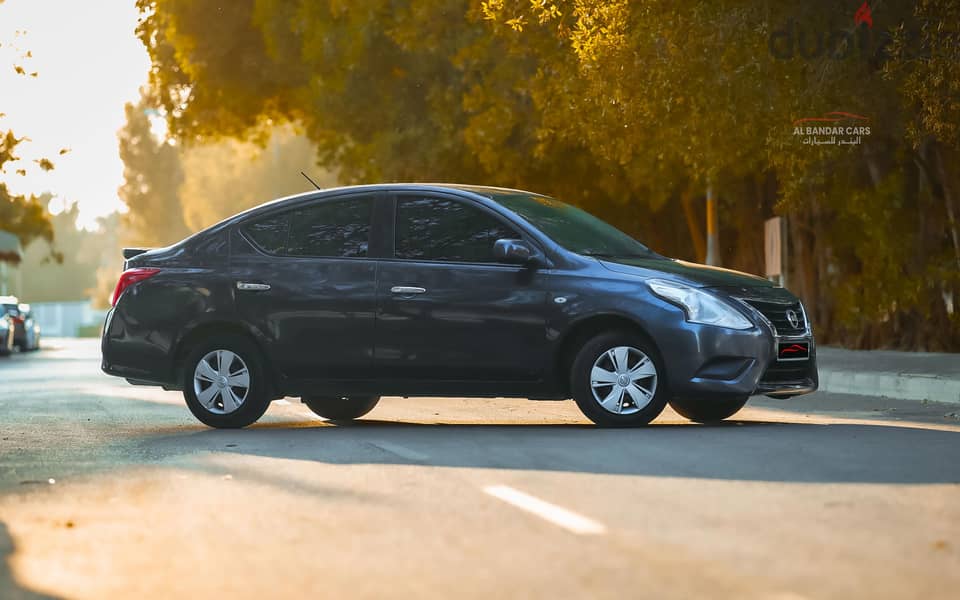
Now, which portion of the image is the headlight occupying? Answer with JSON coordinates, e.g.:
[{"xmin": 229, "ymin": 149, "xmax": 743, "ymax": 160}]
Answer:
[{"xmin": 647, "ymin": 279, "xmax": 753, "ymax": 330}]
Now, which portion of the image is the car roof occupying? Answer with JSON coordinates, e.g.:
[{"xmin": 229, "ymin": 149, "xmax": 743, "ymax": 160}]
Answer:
[
  {"xmin": 261, "ymin": 182, "xmax": 536, "ymax": 208},
  {"xmin": 202, "ymin": 183, "xmax": 541, "ymax": 233}
]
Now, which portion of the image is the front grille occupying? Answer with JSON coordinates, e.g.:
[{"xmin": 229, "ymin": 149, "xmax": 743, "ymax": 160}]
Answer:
[
  {"xmin": 760, "ymin": 363, "xmax": 812, "ymax": 385},
  {"xmin": 740, "ymin": 298, "xmax": 807, "ymax": 336}
]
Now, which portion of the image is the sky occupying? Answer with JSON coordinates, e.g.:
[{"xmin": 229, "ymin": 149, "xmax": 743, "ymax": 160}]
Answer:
[{"xmin": 0, "ymin": 0, "xmax": 150, "ymax": 228}]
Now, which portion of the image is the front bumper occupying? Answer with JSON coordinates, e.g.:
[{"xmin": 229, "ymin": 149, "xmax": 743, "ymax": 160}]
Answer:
[
  {"xmin": 647, "ymin": 302, "xmax": 818, "ymax": 399},
  {"xmin": 753, "ymin": 344, "xmax": 819, "ymax": 397}
]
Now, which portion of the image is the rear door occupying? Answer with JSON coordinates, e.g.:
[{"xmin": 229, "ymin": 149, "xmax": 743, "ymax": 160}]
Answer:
[
  {"xmin": 232, "ymin": 193, "xmax": 379, "ymax": 384},
  {"xmin": 374, "ymin": 193, "xmax": 550, "ymax": 383}
]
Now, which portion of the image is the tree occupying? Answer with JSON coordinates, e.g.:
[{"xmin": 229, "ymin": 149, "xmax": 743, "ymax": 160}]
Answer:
[
  {"xmin": 179, "ymin": 126, "xmax": 331, "ymax": 230},
  {"xmin": 0, "ymin": 124, "xmax": 56, "ymax": 262},
  {"xmin": 133, "ymin": 0, "xmax": 960, "ymax": 349},
  {"xmin": 0, "ymin": 24, "xmax": 58, "ymax": 261},
  {"xmin": 117, "ymin": 95, "xmax": 190, "ymax": 247},
  {"xmin": 16, "ymin": 196, "xmax": 118, "ymax": 303}
]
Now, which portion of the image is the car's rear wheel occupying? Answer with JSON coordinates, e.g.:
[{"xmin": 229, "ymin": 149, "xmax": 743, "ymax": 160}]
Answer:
[
  {"xmin": 302, "ymin": 396, "xmax": 380, "ymax": 421},
  {"xmin": 669, "ymin": 395, "xmax": 748, "ymax": 423},
  {"xmin": 570, "ymin": 331, "xmax": 668, "ymax": 427},
  {"xmin": 182, "ymin": 335, "xmax": 270, "ymax": 428}
]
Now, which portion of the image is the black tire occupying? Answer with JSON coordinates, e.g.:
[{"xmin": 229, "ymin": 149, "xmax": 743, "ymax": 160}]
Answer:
[
  {"xmin": 303, "ymin": 396, "xmax": 380, "ymax": 421},
  {"xmin": 0, "ymin": 331, "xmax": 12, "ymax": 356},
  {"xmin": 669, "ymin": 395, "xmax": 748, "ymax": 423},
  {"xmin": 182, "ymin": 334, "xmax": 271, "ymax": 429},
  {"xmin": 570, "ymin": 331, "xmax": 669, "ymax": 427}
]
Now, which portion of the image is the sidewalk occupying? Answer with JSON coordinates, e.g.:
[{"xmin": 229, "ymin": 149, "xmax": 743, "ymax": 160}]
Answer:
[{"xmin": 817, "ymin": 346, "xmax": 960, "ymax": 404}]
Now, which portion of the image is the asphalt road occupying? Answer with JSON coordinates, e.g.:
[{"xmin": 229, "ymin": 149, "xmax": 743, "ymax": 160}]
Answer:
[{"xmin": 1, "ymin": 339, "xmax": 958, "ymax": 599}]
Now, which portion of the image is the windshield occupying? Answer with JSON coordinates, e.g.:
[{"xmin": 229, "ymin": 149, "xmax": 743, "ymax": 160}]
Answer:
[{"xmin": 492, "ymin": 192, "xmax": 657, "ymax": 258}]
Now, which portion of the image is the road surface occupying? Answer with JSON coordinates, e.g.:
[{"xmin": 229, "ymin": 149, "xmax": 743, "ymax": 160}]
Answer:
[{"xmin": 1, "ymin": 339, "xmax": 958, "ymax": 599}]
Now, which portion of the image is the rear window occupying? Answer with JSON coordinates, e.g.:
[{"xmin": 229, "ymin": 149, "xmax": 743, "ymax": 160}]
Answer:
[
  {"xmin": 286, "ymin": 197, "xmax": 372, "ymax": 258},
  {"xmin": 243, "ymin": 213, "xmax": 290, "ymax": 254},
  {"xmin": 241, "ymin": 195, "xmax": 373, "ymax": 258}
]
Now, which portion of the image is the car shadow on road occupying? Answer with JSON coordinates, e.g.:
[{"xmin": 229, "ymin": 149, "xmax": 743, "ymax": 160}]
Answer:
[
  {"xmin": 0, "ymin": 522, "xmax": 63, "ymax": 600},
  {"xmin": 6, "ymin": 387, "xmax": 959, "ymax": 488},
  {"xmin": 147, "ymin": 416, "xmax": 960, "ymax": 485}
]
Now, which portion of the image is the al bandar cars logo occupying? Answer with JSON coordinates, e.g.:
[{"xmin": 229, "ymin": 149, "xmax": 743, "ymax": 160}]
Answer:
[{"xmin": 792, "ymin": 112, "xmax": 871, "ymax": 147}]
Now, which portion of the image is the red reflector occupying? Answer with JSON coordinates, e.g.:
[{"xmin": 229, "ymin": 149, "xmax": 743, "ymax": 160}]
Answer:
[{"xmin": 111, "ymin": 268, "xmax": 161, "ymax": 306}]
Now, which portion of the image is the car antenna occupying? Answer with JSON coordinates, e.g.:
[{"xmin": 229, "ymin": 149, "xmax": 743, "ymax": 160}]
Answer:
[{"xmin": 300, "ymin": 171, "xmax": 322, "ymax": 190}]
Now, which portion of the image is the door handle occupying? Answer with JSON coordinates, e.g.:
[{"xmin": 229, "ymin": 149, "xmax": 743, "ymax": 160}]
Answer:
[
  {"xmin": 237, "ymin": 282, "xmax": 271, "ymax": 291},
  {"xmin": 390, "ymin": 286, "xmax": 426, "ymax": 295}
]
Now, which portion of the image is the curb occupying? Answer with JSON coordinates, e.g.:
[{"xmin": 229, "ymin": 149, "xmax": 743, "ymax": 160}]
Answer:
[{"xmin": 818, "ymin": 369, "xmax": 960, "ymax": 405}]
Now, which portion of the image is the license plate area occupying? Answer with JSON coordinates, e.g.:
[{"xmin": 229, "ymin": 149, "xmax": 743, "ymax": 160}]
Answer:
[{"xmin": 777, "ymin": 341, "xmax": 810, "ymax": 361}]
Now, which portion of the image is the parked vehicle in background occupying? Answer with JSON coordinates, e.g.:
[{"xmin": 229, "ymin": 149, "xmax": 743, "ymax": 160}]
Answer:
[
  {"xmin": 101, "ymin": 184, "xmax": 818, "ymax": 429},
  {"xmin": 0, "ymin": 312, "xmax": 13, "ymax": 356},
  {"xmin": 1, "ymin": 297, "xmax": 41, "ymax": 351}
]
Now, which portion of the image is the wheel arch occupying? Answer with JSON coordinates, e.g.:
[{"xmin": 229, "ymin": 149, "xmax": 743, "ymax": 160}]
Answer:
[
  {"xmin": 172, "ymin": 320, "xmax": 279, "ymax": 396},
  {"xmin": 553, "ymin": 312, "xmax": 664, "ymax": 396}
]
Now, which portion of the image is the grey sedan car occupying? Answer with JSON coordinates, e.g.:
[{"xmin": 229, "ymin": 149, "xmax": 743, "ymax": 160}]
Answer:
[{"xmin": 102, "ymin": 184, "xmax": 817, "ymax": 428}]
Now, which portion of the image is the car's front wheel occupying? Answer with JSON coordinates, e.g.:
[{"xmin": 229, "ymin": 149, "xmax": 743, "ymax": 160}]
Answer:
[
  {"xmin": 302, "ymin": 396, "xmax": 380, "ymax": 421},
  {"xmin": 182, "ymin": 335, "xmax": 271, "ymax": 429},
  {"xmin": 570, "ymin": 331, "xmax": 668, "ymax": 427},
  {"xmin": 669, "ymin": 395, "xmax": 748, "ymax": 423}
]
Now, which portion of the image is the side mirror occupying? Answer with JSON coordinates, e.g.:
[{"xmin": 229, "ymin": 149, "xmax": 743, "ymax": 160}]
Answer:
[{"xmin": 493, "ymin": 239, "xmax": 540, "ymax": 266}]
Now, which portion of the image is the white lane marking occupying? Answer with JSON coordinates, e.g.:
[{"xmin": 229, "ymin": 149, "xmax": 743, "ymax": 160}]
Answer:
[
  {"xmin": 275, "ymin": 399, "xmax": 291, "ymax": 406},
  {"xmin": 483, "ymin": 485, "xmax": 606, "ymax": 535},
  {"xmin": 368, "ymin": 441, "xmax": 429, "ymax": 462}
]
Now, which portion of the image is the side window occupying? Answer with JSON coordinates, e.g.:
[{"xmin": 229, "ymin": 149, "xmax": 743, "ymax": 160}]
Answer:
[
  {"xmin": 241, "ymin": 196, "xmax": 373, "ymax": 258},
  {"xmin": 395, "ymin": 196, "xmax": 518, "ymax": 263},
  {"xmin": 243, "ymin": 213, "xmax": 290, "ymax": 254},
  {"xmin": 287, "ymin": 196, "xmax": 372, "ymax": 258}
]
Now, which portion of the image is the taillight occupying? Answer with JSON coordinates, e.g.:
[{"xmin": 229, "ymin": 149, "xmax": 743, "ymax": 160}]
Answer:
[{"xmin": 111, "ymin": 268, "xmax": 161, "ymax": 306}]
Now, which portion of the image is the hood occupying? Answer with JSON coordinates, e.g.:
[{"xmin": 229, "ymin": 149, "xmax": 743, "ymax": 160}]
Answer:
[{"xmin": 598, "ymin": 257, "xmax": 773, "ymax": 289}]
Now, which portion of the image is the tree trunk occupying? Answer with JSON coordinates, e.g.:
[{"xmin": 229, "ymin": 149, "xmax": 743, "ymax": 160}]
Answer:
[
  {"xmin": 790, "ymin": 201, "xmax": 820, "ymax": 338},
  {"xmin": 705, "ymin": 182, "xmax": 719, "ymax": 266},
  {"xmin": 933, "ymin": 143, "xmax": 960, "ymax": 272},
  {"xmin": 680, "ymin": 188, "xmax": 706, "ymax": 263}
]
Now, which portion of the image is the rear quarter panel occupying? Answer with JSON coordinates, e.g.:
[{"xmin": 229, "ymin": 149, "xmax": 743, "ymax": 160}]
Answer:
[
  {"xmin": 103, "ymin": 268, "xmax": 237, "ymax": 383},
  {"xmin": 103, "ymin": 231, "xmax": 238, "ymax": 384}
]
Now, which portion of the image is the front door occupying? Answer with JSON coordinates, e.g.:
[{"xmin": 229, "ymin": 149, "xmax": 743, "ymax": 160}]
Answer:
[{"xmin": 375, "ymin": 194, "xmax": 550, "ymax": 382}]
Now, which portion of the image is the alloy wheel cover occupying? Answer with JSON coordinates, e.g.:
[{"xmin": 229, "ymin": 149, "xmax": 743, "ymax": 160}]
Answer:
[
  {"xmin": 589, "ymin": 346, "xmax": 658, "ymax": 415},
  {"xmin": 193, "ymin": 349, "xmax": 251, "ymax": 415}
]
